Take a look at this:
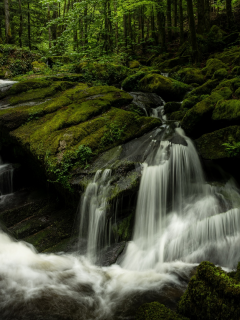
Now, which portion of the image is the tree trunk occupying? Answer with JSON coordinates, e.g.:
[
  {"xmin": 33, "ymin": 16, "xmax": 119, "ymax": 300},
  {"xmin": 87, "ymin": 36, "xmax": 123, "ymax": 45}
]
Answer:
[
  {"xmin": 18, "ymin": 0, "xmax": 23, "ymax": 47},
  {"xmin": 47, "ymin": 4, "xmax": 52, "ymax": 49},
  {"xmin": 4, "ymin": 0, "xmax": 11, "ymax": 43},
  {"xmin": 174, "ymin": 0, "xmax": 178, "ymax": 33},
  {"xmin": 197, "ymin": 0, "xmax": 205, "ymax": 33},
  {"xmin": 204, "ymin": 0, "xmax": 211, "ymax": 32},
  {"xmin": 167, "ymin": 0, "xmax": 172, "ymax": 41},
  {"xmin": 52, "ymin": 2, "xmax": 58, "ymax": 43},
  {"xmin": 123, "ymin": 13, "xmax": 128, "ymax": 49},
  {"xmin": 28, "ymin": 1, "xmax": 31, "ymax": 50},
  {"xmin": 84, "ymin": 5, "xmax": 88, "ymax": 46},
  {"xmin": 226, "ymin": 0, "xmax": 233, "ymax": 29},
  {"xmin": 186, "ymin": 0, "xmax": 198, "ymax": 62},
  {"xmin": 157, "ymin": 10, "xmax": 166, "ymax": 52},
  {"xmin": 179, "ymin": 0, "xmax": 184, "ymax": 44},
  {"xmin": 114, "ymin": 0, "xmax": 118, "ymax": 51}
]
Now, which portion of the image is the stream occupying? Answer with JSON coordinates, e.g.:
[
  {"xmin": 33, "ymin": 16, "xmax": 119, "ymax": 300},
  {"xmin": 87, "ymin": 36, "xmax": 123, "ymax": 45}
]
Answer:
[{"xmin": 1, "ymin": 80, "xmax": 240, "ymax": 319}]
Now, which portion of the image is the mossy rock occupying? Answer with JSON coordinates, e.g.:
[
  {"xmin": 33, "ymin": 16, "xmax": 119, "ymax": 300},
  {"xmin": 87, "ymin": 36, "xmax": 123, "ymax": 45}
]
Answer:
[
  {"xmin": 151, "ymin": 53, "xmax": 170, "ymax": 67},
  {"xmin": 208, "ymin": 25, "xmax": 226, "ymax": 42},
  {"xmin": 223, "ymin": 32, "xmax": 240, "ymax": 46},
  {"xmin": 195, "ymin": 125, "xmax": 240, "ymax": 159},
  {"xmin": 214, "ymin": 46, "xmax": 240, "ymax": 65},
  {"xmin": 181, "ymin": 90, "xmax": 226, "ymax": 137},
  {"xmin": 202, "ymin": 58, "xmax": 227, "ymax": 78},
  {"xmin": 175, "ymin": 68, "xmax": 205, "ymax": 85},
  {"xmin": 165, "ymin": 102, "xmax": 182, "ymax": 114},
  {"xmin": 139, "ymin": 73, "xmax": 190, "ymax": 102},
  {"xmin": 167, "ymin": 110, "xmax": 187, "ymax": 121},
  {"xmin": 181, "ymin": 95, "xmax": 201, "ymax": 109},
  {"xmin": 158, "ymin": 56, "xmax": 190, "ymax": 72},
  {"xmin": 212, "ymin": 68, "xmax": 228, "ymax": 80},
  {"xmin": 32, "ymin": 61, "xmax": 48, "ymax": 73},
  {"xmin": 235, "ymin": 87, "xmax": 240, "ymax": 98},
  {"xmin": 212, "ymin": 99, "xmax": 240, "ymax": 123},
  {"xmin": 232, "ymin": 66, "xmax": 240, "ymax": 75},
  {"xmin": 178, "ymin": 261, "xmax": 240, "ymax": 319},
  {"xmin": 188, "ymin": 79, "xmax": 219, "ymax": 98},
  {"xmin": 122, "ymin": 71, "xmax": 147, "ymax": 91},
  {"xmin": 136, "ymin": 302, "xmax": 188, "ymax": 320},
  {"xmin": 213, "ymin": 77, "xmax": 240, "ymax": 93},
  {"xmin": 0, "ymin": 78, "xmax": 52, "ymax": 99},
  {"xmin": 0, "ymin": 85, "xmax": 161, "ymax": 194},
  {"xmin": 128, "ymin": 60, "xmax": 140, "ymax": 69},
  {"xmin": 73, "ymin": 61, "xmax": 131, "ymax": 85}
]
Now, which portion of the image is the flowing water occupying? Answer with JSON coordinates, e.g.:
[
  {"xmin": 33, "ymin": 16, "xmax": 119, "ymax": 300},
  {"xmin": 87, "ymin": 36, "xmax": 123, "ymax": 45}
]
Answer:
[{"xmin": 1, "ymin": 88, "xmax": 240, "ymax": 319}]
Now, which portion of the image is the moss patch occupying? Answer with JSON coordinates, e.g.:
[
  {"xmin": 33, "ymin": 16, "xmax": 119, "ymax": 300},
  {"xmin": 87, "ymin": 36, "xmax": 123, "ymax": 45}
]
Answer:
[
  {"xmin": 139, "ymin": 74, "xmax": 190, "ymax": 102},
  {"xmin": 195, "ymin": 125, "xmax": 240, "ymax": 159},
  {"xmin": 212, "ymin": 99, "xmax": 240, "ymax": 123},
  {"xmin": 137, "ymin": 302, "xmax": 188, "ymax": 320}
]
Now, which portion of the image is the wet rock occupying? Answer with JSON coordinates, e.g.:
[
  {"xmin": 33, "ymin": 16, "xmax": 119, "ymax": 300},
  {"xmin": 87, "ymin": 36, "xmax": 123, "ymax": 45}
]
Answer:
[{"xmin": 168, "ymin": 134, "xmax": 188, "ymax": 147}]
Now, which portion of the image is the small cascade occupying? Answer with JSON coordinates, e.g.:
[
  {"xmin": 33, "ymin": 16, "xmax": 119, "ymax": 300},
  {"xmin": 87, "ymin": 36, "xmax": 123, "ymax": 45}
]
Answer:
[
  {"xmin": 78, "ymin": 169, "xmax": 112, "ymax": 261},
  {"xmin": 0, "ymin": 79, "xmax": 17, "ymax": 93},
  {"xmin": 161, "ymin": 73, "xmax": 169, "ymax": 78},
  {"xmin": 130, "ymin": 92, "xmax": 165, "ymax": 117}
]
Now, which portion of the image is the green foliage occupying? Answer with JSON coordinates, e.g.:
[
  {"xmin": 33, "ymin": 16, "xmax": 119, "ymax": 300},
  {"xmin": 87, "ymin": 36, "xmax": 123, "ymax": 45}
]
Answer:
[
  {"xmin": 101, "ymin": 121, "xmax": 126, "ymax": 146},
  {"xmin": 46, "ymin": 145, "xmax": 92, "ymax": 190},
  {"xmin": 222, "ymin": 141, "xmax": 240, "ymax": 157}
]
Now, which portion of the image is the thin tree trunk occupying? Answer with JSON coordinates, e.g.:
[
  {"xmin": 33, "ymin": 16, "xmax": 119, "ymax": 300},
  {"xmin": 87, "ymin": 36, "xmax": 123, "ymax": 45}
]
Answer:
[
  {"xmin": 187, "ymin": 0, "xmax": 198, "ymax": 62},
  {"xmin": 18, "ymin": 0, "xmax": 23, "ymax": 47},
  {"xmin": 4, "ymin": 0, "xmax": 11, "ymax": 43},
  {"xmin": 123, "ymin": 13, "xmax": 127, "ymax": 49},
  {"xmin": 157, "ymin": 10, "xmax": 166, "ymax": 52},
  {"xmin": 47, "ymin": 4, "xmax": 52, "ymax": 49},
  {"xmin": 197, "ymin": 0, "xmax": 205, "ymax": 33},
  {"xmin": 167, "ymin": 0, "xmax": 172, "ymax": 41},
  {"xmin": 84, "ymin": 5, "xmax": 88, "ymax": 46},
  {"xmin": 226, "ymin": 0, "xmax": 233, "ymax": 29},
  {"xmin": 179, "ymin": 0, "xmax": 184, "ymax": 44},
  {"xmin": 28, "ymin": 1, "xmax": 31, "ymax": 49},
  {"xmin": 204, "ymin": 0, "xmax": 211, "ymax": 32},
  {"xmin": 174, "ymin": 0, "xmax": 178, "ymax": 33},
  {"xmin": 114, "ymin": 0, "xmax": 118, "ymax": 51}
]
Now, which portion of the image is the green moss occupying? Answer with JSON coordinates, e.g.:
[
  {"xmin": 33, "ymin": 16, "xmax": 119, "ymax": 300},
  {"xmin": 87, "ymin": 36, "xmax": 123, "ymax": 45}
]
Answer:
[
  {"xmin": 158, "ymin": 56, "xmax": 190, "ymax": 72},
  {"xmin": 212, "ymin": 68, "xmax": 228, "ymax": 80},
  {"xmin": 181, "ymin": 91, "xmax": 224, "ymax": 136},
  {"xmin": 129, "ymin": 60, "xmax": 140, "ymax": 69},
  {"xmin": 168, "ymin": 110, "xmax": 187, "ymax": 121},
  {"xmin": 175, "ymin": 68, "xmax": 205, "ymax": 85},
  {"xmin": 195, "ymin": 125, "xmax": 240, "ymax": 159},
  {"xmin": 32, "ymin": 61, "xmax": 48, "ymax": 73},
  {"xmin": 213, "ymin": 77, "xmax": 240, "ymax": 93},
  {"xmin": 188, "ymin": 79, "xmax": 219, "ymax": 97},
  {"xmin": 181, "ymin": 96, "xmax": 201, "ymax": 109},
  {"xmin": 137, "ymin": 302, "xmax": 189, "ymax": 320},
  {"xmin": 115, "ymin": 214, "xmax": 133, "ymax": 241},
  {"xmin": 208, "ymin": 25, "xmax": 226, "ymax": 42},
  {"xmin": 212, "ymin": 99, "xmax": 240, "ymax": 122},
  {"xmin": 235, "ymin": 87, "xmax": 240, "ymax": 98},
  {"xmin": 122, "ymin": 71, "xmax": 147, "ymax": 91},
  {"xmin": 214, "ymin": 46, "xmax": 240, "ymax": 65},
  {"xmin": 139, "ymin": 73, "xmax": 190, "ymax": 102},
  {"xmin": 202, "ymin": 58, "xmax": 227, "ymax": 78},
  {"xmin": 9, "ymin": 81, "xmax": 74, "ymax": 106},
  {"xmin": 232, "ymin": 66, "xmax": 240, "ymax": 75},
  {"xmin": 178, "ymin": 261, "xmax": 240, "ymax": 320}
]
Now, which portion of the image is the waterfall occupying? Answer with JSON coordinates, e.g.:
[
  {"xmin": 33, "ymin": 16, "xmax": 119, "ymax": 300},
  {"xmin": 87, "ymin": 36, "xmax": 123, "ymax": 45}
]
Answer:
[{"xmin": 78, "ymin": 169, "xmax": 112, "ymax": 261}]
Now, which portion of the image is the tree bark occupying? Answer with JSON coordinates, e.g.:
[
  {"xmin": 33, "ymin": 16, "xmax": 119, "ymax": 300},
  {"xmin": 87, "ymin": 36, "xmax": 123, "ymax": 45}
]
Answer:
[
  {"xmin": 28, "ymin": 1, "xmax": 31, "ymax": 50},
  {"xmin": 179, "ymin": 0, "xmax": 184, "ymax": 44},
  {"xmin": 167, "ymin": 0, "xmax": 172, "ymax": 41},
  {"xmin": 197, "ymin": 0, "xmax": 205, "ymax": 33},
  {"xmin": 174, "ymin": 0, "xmax": 178, "ymax": 33},
  {"xmin": 157, "ymin": 10, "xmax": 166, "ymax": 52},
  {"xmin": 47, "ymin": 4, "xmax": 52, "ymax": 49},
  {"xmin": 18, "ymin": 0, "xmax": 23, "ymax": 47},
  {"xmin": 226, "ymin": 0, "xmax": 233, "ymax": 29},
  {"xmin": 4, "ymin": 0, "xmax": 11, "ymax": 43},
  {"xmin": 204, "ymin": 0, "xmax": 211, "ymax": 32},
  {"xmin": 186, "ymin": 0, "xmax": 198, "ymax": 62}
]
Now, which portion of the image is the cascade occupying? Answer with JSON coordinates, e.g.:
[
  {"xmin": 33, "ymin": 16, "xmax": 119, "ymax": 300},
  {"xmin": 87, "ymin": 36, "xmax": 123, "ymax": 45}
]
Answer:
[{"xmin": 1, "ymin": 84, "xmax": 240, "ymax": 319}]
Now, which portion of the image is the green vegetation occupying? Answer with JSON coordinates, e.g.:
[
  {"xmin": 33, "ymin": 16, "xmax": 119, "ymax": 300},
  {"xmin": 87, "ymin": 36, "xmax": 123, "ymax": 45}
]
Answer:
[{"xmin": 222, "ymin": 141, "xmax": 240, "ymax": 157}]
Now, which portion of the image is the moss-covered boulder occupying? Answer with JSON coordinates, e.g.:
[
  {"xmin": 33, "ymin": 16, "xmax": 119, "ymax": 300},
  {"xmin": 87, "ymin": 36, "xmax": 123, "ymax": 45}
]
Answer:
[
  {"xmin": 195, "ymin": 125, "xmax": 240, "ymax": 159},
  {"xmin": 187, "ymin": 79, "xmax": 219, "ymax": 98},
  {"xmin": 136, "ymin": 302, "xmax": 188, "ymax": 320},
  {"xmin": 214, "ymin": 46, "xmax": 240, "ymax": 65},
  {"xmin": 208, "ymin": 25, "xmax": 226, "ymax": 42},
  {"xmin": 174, "ymin": 68, "xmax": 205, "ymax": 85},
  {"xmin": 181, "ymin": 95, "xmax": 201, "ymax": 109},
  {"xmin": 73, "ymin": 61, "xmax": 131, "ymax": 85},
  {"xmin": 154, "ymin": 56, "xmax": 190, "ymax": 73},
  {"xmin": 202, "ymin": 59, "xmax": 227, "ymax": 78},
  {"xmin": 32, "ymin": 61, "xmax": 48, "ymax": 73},
  {"xmin": 167, "ymin": 110, "xmax": 187, "ymax": 121},
  {"xmin": 122, "ymin": 71, "xmax": 147, "ymax": 91},
  {"xmin": 178, "ymin": 261, "xmax": 240, "ymax": 320},
  {"xmin": 232, "ymin": 66, "xmax": 240, "ymax": 75},
  {"xmin": 181, "ymin": 89, "xmax": 227, "ymax": 137},
  {"xmin": 139, "ymin": 74, "xmax": 190, "ymax": 102},
  {"xmin": 212, "ymin": 99, "xmax": 240, "ymax": 124},
  {"xmin": 0, "ymin": 84, "xmax": 161, "ymax": 194},
  {"xmin": 128, "ymin": 60, "xmax": 140, "ymax": 69},
  {"xmin": 212, "ymin": 68, "xmax": 228, "ymax": 80},
  {"xmin": 213, "ymin": 77, "xmax": 240, "ymax": 93},
  {"xmin": 235, "ymin": 87, "xmax": 240, "ymax": 98}
]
